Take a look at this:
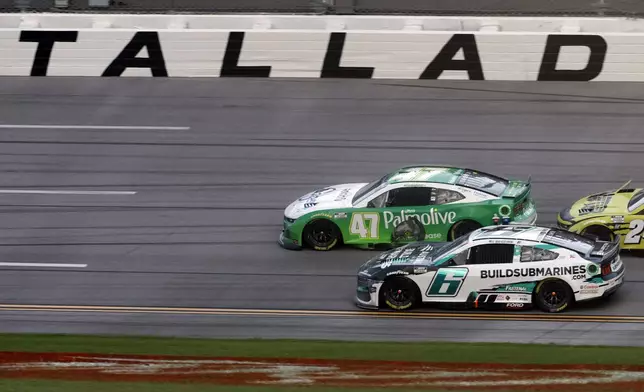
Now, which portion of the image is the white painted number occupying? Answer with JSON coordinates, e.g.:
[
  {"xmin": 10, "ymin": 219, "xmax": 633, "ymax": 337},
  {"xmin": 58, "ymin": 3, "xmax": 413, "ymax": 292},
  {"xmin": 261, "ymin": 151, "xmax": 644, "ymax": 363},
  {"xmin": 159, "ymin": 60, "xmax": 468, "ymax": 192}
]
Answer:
[
  {"xmin": 625, "ymin": 219, "xmax": 644, "ymax": 244},
  {"xmin": 350, "ymin": 213, "xmax": 380, "ymax": 239}
]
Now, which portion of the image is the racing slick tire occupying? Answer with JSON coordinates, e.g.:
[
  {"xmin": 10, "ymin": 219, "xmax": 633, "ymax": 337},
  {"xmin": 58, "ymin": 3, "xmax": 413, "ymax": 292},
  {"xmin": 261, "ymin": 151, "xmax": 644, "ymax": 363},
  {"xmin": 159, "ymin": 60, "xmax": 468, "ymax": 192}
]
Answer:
[
  {"xmin": 581, "ymin": 225, "xmax": 614, "ymax": 242},
  {"xmin": 533, "ymin": 278, "xmax": 574, "ymax": 313},
  {"xmin": 303, "ymin": 219, "xmax": 342, "ymax": 251},
  {"xmin": 449, "ymin": 220, "xmax": 481, "ymax": 241},
  {"xmin": 380, "ymin": 277, "xmax": 421, "ymax": 310}
]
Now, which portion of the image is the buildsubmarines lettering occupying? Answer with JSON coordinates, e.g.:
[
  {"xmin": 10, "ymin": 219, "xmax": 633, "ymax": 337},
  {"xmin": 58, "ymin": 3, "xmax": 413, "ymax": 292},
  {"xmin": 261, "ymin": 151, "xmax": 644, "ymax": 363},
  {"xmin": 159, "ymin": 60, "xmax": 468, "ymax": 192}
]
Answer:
[{"xmin": 481, "ymin": 265, "xmax": 587, "ymax": 279}]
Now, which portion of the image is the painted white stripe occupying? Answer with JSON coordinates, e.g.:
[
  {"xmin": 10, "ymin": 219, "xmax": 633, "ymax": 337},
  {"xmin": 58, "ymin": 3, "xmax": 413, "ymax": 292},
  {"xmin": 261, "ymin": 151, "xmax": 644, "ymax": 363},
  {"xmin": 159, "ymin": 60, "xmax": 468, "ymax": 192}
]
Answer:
[
  {"xmin": 0, "ymin": 263, "xmax": 87, "ymax": 268},
  {"xmin": 0, "ymin": 190, "xmax": 136, "ymax": 195},
  {"xmin": 0, "ymin": 125, "xmax": 190, "ymax": 130}
]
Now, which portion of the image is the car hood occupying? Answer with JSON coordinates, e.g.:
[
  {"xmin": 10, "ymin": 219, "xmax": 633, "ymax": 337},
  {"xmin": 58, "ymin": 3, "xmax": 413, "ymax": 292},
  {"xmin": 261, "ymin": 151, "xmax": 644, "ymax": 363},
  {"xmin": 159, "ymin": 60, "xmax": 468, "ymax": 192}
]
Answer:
[
  {"xmin": 358, "ymin": 242, "xmax": 451, "ymax": 277},
  {"xmin": 565, "ymin": 188, "xmax": 638, "ymax": 220},
  {"xmin": 284, "ymin": 183, "xmax": 368, "ymax": 219}
]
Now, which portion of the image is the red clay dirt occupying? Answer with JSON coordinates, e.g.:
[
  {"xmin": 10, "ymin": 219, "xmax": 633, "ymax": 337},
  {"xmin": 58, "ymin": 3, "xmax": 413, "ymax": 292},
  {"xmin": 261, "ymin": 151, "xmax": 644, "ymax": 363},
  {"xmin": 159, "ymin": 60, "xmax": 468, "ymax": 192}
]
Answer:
[{"xmin": 1, "ymin": 351, "xmax": 644, "ymax": 390}]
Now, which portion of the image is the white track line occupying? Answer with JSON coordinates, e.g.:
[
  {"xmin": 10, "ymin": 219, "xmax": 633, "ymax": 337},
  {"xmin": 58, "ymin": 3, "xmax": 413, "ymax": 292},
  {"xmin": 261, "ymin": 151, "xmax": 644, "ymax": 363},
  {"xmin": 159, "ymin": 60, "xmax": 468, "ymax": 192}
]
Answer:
[
  {"xmin": 0, "ymin": 125, "xmax": 190, "ymax": 130},
  {"xmin": 0, "ymin": 190, "xmax": 136, "ymax": 195},
  {"xmin": 0, "ymin": 263, "xmax": 87, "ymax": 268}
]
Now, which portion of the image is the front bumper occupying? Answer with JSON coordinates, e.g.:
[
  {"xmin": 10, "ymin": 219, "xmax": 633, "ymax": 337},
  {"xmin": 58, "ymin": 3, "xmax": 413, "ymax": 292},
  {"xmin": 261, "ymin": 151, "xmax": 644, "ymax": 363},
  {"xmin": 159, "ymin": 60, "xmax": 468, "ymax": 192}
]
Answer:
[
  {"xmin": 557, "ymin": 207, "xmax": 575, "ymax": 229},
  {"xmin": 278, "ymin": 230, "xmax": 302, "ymax": 250},
  {"xmin": 354, "ymin": 275, "xmax": 382, "ymax": 310}
]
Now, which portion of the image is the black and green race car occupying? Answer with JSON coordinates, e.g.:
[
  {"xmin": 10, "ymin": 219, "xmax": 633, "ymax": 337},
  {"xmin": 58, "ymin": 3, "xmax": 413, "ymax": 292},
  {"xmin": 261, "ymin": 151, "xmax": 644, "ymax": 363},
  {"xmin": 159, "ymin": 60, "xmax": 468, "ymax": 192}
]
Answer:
[{"xmin": 279, "ymin": 166, "xmax": 537, "ymax": 251}]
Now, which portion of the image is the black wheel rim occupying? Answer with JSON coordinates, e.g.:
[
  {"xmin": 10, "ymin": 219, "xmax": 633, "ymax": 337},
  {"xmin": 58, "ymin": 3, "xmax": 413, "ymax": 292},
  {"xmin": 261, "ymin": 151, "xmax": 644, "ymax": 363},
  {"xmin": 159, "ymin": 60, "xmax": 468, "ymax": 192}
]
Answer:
[
  {"xmin": 384, "ymin": 286, "xmax": 412, "ymax": 307},
  {"xmin": 541, "ymin": 283, "xmax": 568, "ymax": 308},
  {"xmin": 309, "ymin": 222, "xmax": 336, "ymax": 247}
]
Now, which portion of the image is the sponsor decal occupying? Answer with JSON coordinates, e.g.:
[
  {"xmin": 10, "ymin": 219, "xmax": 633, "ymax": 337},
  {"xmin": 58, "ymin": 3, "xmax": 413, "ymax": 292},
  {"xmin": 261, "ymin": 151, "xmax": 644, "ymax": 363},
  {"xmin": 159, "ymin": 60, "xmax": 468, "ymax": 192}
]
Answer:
[
  {"xmin": 413, "ymin": 267, "xmax": 428, "ymax": 274},
  {"xmin": 298, "ymin": 187, "xmax": 336, "ymax": 202},
  {"xmin": 384, "ymin": 209, "xmax": 456, "ymax": 229},
  {"xmin": 386, "ymin": 270, "xmax": 408, "ymax": 276},
  {"xmin": 506, "ymin": 303, "xmax": 524, "ymax": 308},
  {"xmin": 333, "ymin": 212, "xmax": 347, "ymax": 219},
  {"xmin": 504, "ymin": 286, "xmax": 528, "ymax": 292},
  {"xmin": 424, "ymin": 233, "xmax": 442, "ymax": 240},
  {"xmin": 304, "ymin": 202, "xmax": 317, "ymax": 208},
  {"xmin": 481, "ymin": 265, "xmax": 586, "ymax": 279},
  {"xmin": 611, "ymin": 215, "xmax": 625, "ymax": 223},
  {"xmin": 334, "ymin": 188, "xmax": 351, "ymax": 202},
  {"xmin": 379, "ymin": 247, "xmax": 416, "ymax": 269}
]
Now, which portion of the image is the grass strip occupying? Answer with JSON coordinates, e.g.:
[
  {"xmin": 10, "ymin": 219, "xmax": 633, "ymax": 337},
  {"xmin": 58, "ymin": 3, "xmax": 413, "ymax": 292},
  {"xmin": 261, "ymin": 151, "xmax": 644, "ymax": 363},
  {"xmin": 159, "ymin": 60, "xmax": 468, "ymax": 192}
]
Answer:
[{"xmin": 0, "ymin": 333, "xmax": 643, "ymax": 365}]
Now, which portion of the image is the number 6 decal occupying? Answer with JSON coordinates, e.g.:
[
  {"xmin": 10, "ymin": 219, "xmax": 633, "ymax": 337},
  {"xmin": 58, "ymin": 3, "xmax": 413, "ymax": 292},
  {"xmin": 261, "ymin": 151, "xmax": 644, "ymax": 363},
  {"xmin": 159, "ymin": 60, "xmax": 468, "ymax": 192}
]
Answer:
[{"xmin": 625, "ymin": 219, "xmax": 644, "ymax": 244}]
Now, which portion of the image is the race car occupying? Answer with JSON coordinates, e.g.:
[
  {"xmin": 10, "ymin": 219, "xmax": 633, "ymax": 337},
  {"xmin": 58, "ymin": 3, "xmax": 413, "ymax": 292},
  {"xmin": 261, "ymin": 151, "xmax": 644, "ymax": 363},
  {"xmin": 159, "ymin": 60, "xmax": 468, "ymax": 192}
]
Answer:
[
  {"xmin": 279, "ymin": 165, "xmax": 537, "ymax": 251},
  {"xmin": 355, "ymin": 225, "xmax": 624, "ymax": 313},
  {"xmin": 558, "ymin": 181, "xmax": 644, "ymax": 250}
]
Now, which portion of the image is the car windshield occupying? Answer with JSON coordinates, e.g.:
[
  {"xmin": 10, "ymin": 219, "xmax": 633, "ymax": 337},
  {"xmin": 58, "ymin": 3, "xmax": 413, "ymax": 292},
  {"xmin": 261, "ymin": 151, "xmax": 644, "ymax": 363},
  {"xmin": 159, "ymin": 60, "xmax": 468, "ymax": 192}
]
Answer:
[
  {"xmin": 628, "ymin": 189, "xmax": 644, "ymax": 212},
  {"xmin": 543, "ymin": 228, "xmax": 596, "ymax": 254},
  {"xmin": 456, "ymin": 170, "xmax": 509, "ymax": 197},
  {"xmin": 352, "ymin": 174, "xmax": 388, "ymax": 204},
  {"xmin": 420, "ymin": 234, "xmax": 470, "ymax": 265}
]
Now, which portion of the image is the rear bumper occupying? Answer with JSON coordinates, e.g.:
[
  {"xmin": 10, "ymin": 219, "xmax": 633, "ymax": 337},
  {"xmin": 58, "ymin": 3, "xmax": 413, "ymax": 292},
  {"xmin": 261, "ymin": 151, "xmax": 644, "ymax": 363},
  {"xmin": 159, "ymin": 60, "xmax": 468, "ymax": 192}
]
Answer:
[{"xmin": 602, "ymin": 270, "xmax": 625, "ymax": 297}]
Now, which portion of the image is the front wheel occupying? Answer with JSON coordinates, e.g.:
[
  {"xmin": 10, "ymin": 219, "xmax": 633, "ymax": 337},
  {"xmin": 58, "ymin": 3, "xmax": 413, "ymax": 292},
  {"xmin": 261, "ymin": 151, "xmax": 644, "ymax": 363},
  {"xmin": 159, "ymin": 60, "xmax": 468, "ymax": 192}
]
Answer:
[
  {"xmin": 380, "ymin": 278, "xmax": 419, "ymax": 310},
  {"xmin": 303, "ymin": 220, "xmax": 341, "ymax": 251},
  {"xmin": 533, "ymin": 279, "xmax": 574, "ymax": 313}
]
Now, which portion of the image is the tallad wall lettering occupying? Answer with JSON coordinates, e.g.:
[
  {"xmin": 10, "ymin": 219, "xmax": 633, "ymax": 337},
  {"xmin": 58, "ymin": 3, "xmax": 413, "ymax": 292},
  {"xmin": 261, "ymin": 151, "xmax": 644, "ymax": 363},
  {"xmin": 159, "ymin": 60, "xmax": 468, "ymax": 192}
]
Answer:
[{"xmin": 13, "ymin": 30, "xmax": 622, "ymax": 80}]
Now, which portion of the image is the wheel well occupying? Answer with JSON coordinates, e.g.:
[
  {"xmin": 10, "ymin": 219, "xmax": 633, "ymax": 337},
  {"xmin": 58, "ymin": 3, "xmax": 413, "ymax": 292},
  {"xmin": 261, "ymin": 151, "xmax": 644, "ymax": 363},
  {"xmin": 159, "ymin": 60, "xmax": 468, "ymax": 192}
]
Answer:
[
  {"xmin": 532, "ymin": 278, "xmax": 575, "ymax": 303},
  {"xmin": 448, "ymin": 219, "xmax": 482, "ymax": 241},
  {"xmin": 379, "ymin": 276, "xmax": 422, "ymax": 308},
  {"xmin": 302, "ymin": 218, "xmax": 344, "ymax": 247},
  {"xmin": 581, "ymin": 225, "xmax": 613, "ymax": 241}
]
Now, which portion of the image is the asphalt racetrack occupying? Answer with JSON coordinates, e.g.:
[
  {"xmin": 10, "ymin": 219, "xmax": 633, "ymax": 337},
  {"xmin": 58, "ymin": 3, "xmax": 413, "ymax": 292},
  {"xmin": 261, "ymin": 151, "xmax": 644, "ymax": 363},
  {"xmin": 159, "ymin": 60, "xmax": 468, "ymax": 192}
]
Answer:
[{"xmin": 0, "ymin": 77, "xmax": 643, "ymax": 346}]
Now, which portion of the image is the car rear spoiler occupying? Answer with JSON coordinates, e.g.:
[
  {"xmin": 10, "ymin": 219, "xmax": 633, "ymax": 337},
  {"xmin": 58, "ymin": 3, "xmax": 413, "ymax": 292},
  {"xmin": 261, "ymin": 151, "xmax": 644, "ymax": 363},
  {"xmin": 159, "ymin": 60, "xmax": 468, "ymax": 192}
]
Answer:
[
  {"xmin": 589, "ymin": 236, "xmax": 620, "ymax": 262},
  {"xmin": 501, "ymin": 177, "xmax": 531, "ymax": 199}
]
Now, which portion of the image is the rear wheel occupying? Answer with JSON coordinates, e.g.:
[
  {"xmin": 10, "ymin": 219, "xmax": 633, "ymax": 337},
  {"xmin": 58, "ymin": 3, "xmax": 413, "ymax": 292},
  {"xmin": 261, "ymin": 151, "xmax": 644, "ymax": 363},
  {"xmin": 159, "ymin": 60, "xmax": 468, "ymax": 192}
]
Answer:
[
  {"xmin": 449, "ymin": 220, "xmax": 481, "ymax": 240},
  {"xmin": 581, "ymin": 225, "xmax": 613, "ymax": 242},
  {"xmin": 533, "ymin": 279, "xmax": 574, "ymax": 313},
  {"xmin": 380, "ymin": 277, "xmax": 420, "ymax": 310},
  {"xmin": 303, "ymin": 220, "xmax": 341, "ymax": 251}
]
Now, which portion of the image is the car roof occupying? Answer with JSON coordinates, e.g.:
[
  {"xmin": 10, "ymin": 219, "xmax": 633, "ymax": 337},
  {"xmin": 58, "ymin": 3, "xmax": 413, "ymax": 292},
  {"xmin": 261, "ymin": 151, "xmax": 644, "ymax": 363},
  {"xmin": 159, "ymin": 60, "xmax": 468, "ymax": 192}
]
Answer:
[
  {"xmin": 469, "ymin": 225, "xmax": 551, "ymax": 242},
  {"xmin": 386, "ymin": 166, "xmax": 510, "ymax": 187},
  {"xmin": 386, "ymin": 166, "xmax": 465, "ymax": 185}
]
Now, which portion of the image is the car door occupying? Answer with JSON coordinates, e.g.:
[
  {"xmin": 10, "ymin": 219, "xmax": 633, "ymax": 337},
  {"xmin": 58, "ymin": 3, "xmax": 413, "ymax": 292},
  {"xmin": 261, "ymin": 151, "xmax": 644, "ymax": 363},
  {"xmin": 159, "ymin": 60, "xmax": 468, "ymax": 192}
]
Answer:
[
  {"xmin": 381, "ymin": 185, "xmax": 435, "ymax": 245},
  {"xmin": 422, "ymin": 242, "xmax": 514, "ymax": 303}
]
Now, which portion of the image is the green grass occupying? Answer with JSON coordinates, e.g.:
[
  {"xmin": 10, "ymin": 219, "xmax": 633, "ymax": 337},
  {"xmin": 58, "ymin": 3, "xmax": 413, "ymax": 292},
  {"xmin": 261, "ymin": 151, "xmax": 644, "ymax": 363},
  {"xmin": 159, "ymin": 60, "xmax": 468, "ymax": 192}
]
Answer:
[{"xmin": 0, "ymin": 333, "xmax": 643, "ymax": 365}]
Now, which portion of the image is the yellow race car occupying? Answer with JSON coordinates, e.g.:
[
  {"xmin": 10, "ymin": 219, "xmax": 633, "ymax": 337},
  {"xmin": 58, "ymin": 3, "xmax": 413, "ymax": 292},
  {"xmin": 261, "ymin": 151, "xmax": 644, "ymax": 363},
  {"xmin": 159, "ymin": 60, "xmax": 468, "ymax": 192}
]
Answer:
[{"xmin": 558, "ymin": 181, "xmax": 644, "ymax": 250}]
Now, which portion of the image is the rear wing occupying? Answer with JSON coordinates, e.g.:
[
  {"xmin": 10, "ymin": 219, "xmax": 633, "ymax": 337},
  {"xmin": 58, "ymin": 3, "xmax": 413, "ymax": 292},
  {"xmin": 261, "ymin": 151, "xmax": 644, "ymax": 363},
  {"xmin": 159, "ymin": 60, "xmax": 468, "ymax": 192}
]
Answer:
[
  {"xmin": 588, "ymin": 236, "xmax": 621, "ymax": 262},
  {"xmin": 501, "ymin": 178, "xmax": 531, "ymax": 200}
]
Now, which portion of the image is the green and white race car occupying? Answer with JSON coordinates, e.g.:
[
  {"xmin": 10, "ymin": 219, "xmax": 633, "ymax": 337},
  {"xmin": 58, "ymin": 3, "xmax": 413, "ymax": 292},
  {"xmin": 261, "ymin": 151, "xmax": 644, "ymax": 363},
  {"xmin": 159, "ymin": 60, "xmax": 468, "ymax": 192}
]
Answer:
[
  {"xmin": 355, "ymin": 225, "xmax": 625, "ymax": 313},
  {"xmin": 279, "ymin": 166, "xmax": 537, "ymax": 251}
]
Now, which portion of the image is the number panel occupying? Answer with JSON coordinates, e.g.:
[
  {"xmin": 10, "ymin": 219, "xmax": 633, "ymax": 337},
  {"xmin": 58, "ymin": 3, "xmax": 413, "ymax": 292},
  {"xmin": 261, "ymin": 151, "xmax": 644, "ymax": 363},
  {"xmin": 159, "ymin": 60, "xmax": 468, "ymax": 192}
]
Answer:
[
  {"xmin": 349, "ymin": 212, "xmax": 381, "ymax": 240},
  {"xmin": 425, "ymin": 267, "xmax": 469, "ymax": 297},
  {"xmin": 625, "ymin": 219, "xmax": 644, "ymax": 245}
]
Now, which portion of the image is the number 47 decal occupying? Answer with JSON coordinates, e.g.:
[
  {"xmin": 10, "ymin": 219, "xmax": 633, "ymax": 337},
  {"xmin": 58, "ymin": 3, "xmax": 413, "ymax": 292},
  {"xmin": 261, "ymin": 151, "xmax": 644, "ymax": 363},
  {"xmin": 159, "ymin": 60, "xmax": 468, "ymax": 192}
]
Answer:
[
  {"xmin": 350, "ymin": 212, "xmax": 380, "ymax": 239},
  {"xmin": 625, "ymin": 219, "xmax": 644, "ymax": 244}
]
